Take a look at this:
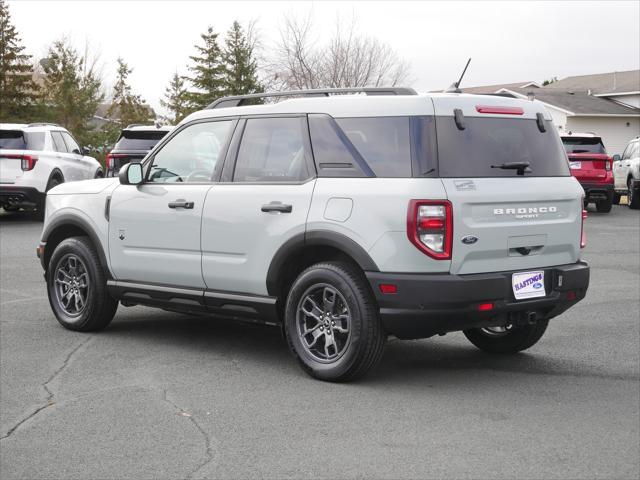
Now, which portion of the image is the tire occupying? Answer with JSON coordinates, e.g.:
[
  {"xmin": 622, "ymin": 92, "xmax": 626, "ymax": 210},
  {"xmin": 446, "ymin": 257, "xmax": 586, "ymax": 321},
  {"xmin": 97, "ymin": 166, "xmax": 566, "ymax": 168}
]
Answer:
[
  {"xmin": 463, "ymin": 320, "xmax": 549, "ymax": 354},
  {"xmin": 595, "ymin": 193, "xmax": 613, "ymax": 213},
  {"xmin": 94, "ymin": 169, "xmax": 104, "ymax": 179},
  {"xmin": 612, "ymin": 192, "xmax": 621, "ymax": 205},
  {"xmin": 46, "ymin": 236, "xmax": 118, "ymax": 332},
  {"xmin": 628, "ymin": 178, "xmax": 640, "ymax": 210},
  {"xmin": 284, "ymin": 261, "xmax": 385, "ymax": 382}
]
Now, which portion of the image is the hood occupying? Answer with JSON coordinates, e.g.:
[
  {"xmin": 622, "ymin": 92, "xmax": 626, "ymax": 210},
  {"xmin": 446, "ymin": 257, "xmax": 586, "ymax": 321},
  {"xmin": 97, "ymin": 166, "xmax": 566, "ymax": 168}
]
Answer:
[{"xmin": 47, "ymin": 178, "xmax": 119, "ymax": 195}]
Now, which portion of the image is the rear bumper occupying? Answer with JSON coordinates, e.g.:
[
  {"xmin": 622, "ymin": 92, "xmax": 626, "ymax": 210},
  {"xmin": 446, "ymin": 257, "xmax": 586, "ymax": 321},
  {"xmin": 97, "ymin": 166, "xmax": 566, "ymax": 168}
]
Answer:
[
  {"xmin": 366, "ymin": 262, "xmax": 589, "ymax": 340},
  {"xmin": 579, "ymin": 181, "xmax": 614, "ymax": 201},
  {"xmin": 0, "ymin": 185, "xmax": 43, "ymax": 208}
]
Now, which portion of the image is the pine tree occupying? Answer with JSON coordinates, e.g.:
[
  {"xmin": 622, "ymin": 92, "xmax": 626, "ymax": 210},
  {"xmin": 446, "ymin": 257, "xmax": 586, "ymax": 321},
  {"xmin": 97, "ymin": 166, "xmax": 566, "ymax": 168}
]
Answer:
[
  {"xmin": 184, "ymin": 26, "xmax": 226, "ymax": 111},
  {"xmin": 107, "ymin": 57, "xmax": 149, "ymax": 127},
  {"xmin": 0, "ymin": 0, "xmax": 39, "ymax": 121},
  {"xmin": 160, "ymin": 71, "xmax": 188, "ymax": 124},
  {"xmin": 223, "ymin": 21, "xmax": 262, "ymax": 96},
  {"xmin": 42, "ymin": 39, "xmax": 103, "ymax": 143}
]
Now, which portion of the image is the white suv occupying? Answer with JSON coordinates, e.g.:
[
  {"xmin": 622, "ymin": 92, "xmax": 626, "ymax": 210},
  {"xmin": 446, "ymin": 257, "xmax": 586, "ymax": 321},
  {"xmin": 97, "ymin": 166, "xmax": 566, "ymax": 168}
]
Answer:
[
  {"xmin": 37, "ymin": 89, "xmax": 590, "ymax": 382},
  {"xmin": 0, "ymin": 123, "xmax": 103, "ymax": 215},
  {"xmin": 613, "ymin": 136, "xmax": 640, "ymax": 209}
]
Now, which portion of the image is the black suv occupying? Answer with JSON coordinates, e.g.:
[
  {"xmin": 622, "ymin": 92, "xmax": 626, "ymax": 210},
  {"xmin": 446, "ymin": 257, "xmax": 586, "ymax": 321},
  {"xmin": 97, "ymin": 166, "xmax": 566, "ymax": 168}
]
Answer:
[{"xmin": 106, "ymin": 125, "xmax": 172, "ymax": 177}]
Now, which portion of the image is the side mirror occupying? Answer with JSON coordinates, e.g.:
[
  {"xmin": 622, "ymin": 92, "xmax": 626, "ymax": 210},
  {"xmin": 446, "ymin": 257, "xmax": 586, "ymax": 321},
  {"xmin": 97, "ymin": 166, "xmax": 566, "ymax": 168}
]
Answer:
[
  {"xmin": 82, "ymin": 146, "xmax": 92, "ymax": 156},
  {"xmin": 119, "ymin": 162, "xmax": 143, "ymax": 185},
  {"xmin": 612, "ymin": 154, "xmax": 621, "ymax": 162}
]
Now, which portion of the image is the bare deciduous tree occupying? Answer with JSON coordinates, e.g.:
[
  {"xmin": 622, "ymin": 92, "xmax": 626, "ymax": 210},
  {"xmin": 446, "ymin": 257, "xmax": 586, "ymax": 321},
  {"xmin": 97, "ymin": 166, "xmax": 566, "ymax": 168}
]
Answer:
[{"xmin": 267, "ymin": 11, "xmax": 411, "ymax": 91}]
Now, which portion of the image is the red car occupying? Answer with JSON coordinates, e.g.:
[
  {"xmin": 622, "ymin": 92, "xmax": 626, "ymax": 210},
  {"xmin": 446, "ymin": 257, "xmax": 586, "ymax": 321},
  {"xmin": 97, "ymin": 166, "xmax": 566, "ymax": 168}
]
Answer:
[{"xmin": 561, "ymin": 133, "xmax": 614, "ymax": 213}]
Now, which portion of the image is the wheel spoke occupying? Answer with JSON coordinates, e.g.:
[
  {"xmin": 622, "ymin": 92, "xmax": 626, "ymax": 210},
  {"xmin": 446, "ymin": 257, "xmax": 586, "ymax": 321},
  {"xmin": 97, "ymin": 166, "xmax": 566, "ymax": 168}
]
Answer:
[
  {"xmin": 322, "ymin": 287, "xmax": 337, "ymax": 314},
  {"xmin": 77, "ymin": 273, "xmax": 89, "ymax": 288},
  {"xmin": 305, "ymin": 328, "xmax": 323, "ymax": 348},
  {"xmin": 324, "ymin": 333, "xmax": 337, "ymax": 358},
  {"xmin": 301, "ymin": 296, "xmax": 323, "ymax": 321}
]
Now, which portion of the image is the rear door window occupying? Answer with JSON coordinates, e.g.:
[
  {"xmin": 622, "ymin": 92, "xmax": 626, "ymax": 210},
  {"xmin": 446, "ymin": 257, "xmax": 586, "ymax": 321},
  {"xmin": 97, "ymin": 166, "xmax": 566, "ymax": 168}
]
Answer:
[
  {"xmin": 0, "ymin": 130, "xmax": 45, "ymax": 150},
  {"xmin": 51, "ymin": 131, "xmax": 69, "ymax": 153},
  {"xmin": 335, "ymin": 117, "xmax": 411, "ymax": 177},
  {"xmin": 436, "ymin": 116, "xmax": 570, "ymax": 177},
  {"xmin": 561, "ymin": 137, "xmax": 606, "ymax": 154},
  {"xmin": 61, "ymin": 132, "xmax": 81, "ymax": 154},
  {"xmin": 233, "ymin": 117, "xmax": 310, "ymax": 183},
  {"xmin": 115, "ymin": 130, "xmax": 169, "ymax": 150}
]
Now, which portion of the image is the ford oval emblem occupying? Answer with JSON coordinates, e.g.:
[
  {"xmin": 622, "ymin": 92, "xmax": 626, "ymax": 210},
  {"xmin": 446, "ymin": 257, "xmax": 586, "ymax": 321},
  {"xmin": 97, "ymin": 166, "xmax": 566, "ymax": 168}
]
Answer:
[
  {"xmin": 533, "ymin": 282, "xmax": 543, "ymax": 289},
  {"xmin": 461, "ymin": 235, "xmax": 478, "ymax": 245}
]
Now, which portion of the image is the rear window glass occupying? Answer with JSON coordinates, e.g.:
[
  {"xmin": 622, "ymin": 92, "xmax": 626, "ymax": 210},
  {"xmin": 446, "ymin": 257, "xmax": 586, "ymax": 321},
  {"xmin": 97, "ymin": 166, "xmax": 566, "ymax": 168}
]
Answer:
[
  {"xmin": 436, "ymin": 117, "xmax": 570, "ymax": 177},
  {"xmin": 561, "ymin": 137, "xmax": 606, "ymax": 154},
  {"xmin": 114, "ymin": 130, "xmax": 169, "ymax": 150},
  {"xmin": 336, "ymin": 117, "xmax": 411, "ymax": 177},
  {"xmin": 0, "ymin": 130, "xmax": 45, "ymax": 151}
]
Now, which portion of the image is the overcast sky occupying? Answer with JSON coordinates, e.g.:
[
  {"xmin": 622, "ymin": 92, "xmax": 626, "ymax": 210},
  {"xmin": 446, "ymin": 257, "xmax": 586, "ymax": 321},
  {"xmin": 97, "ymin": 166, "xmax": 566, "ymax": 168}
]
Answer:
[{"xmin": 9, "ymin": 0, "xmax": 640, "ymax": 116}]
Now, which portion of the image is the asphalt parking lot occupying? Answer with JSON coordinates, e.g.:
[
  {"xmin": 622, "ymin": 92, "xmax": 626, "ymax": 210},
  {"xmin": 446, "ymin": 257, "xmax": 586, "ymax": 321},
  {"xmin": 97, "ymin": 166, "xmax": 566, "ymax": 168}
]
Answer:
[{"xmin": 0, "ymin": 205, "xmax": 638, "ymax": 480}]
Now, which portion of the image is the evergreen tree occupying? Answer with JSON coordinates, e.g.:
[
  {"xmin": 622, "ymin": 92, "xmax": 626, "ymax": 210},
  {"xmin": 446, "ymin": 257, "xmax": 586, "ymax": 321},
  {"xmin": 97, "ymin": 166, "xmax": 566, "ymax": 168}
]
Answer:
[
  {"xmin": 184, "ymin": 26, "xmax": 226, "ymax": 111},
  {"xmin": 0, "ymin": 0, "xmax": 39, "ymax": 121},
  {"xmin": 41, "ymin": 39, "xmax": 103, "ymax": 144},
  {"xmin": 160, "ymin": 71, "xmax": 188, "ymax": 124},
  {"xmin": 107, "ymin": 57, "xmax": 149, "ymax": 127},
  {"xmin": 223, "ymin": 21, "xmax": 262, "ymax": 96}
]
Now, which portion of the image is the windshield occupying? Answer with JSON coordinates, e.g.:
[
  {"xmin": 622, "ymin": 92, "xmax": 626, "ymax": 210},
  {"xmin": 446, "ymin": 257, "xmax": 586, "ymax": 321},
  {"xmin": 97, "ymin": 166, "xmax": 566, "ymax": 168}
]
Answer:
[
  {"xmin": 561, "ymin": 137, "xmax": 606, "ymax": 154},
  {"xmin": 114, "ymin": 130, "xmax": 169, "ymax": 151},
  {"xmin": 0, "ymin": 130, "xmax": 45, "ymax": 151},
  {"xmin": 436, "ymin": 117, "xmax": 570, "ymax": 177}
]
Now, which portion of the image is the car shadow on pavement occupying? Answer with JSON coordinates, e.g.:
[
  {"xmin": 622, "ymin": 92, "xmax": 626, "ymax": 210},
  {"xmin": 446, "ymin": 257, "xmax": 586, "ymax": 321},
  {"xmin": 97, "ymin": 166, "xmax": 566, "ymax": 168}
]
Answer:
[{"xmin": 101, "ymin": 310, "xmax": 622, "ymax": 385}]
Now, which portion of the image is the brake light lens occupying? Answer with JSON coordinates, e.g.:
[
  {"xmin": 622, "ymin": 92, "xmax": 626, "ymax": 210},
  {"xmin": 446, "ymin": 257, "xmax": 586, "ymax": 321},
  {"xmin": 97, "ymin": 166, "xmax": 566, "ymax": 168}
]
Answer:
[
  {"xmin": 580, "ymin": 200, "xmax": 587, "ymax": 249},
  {"xmin": 605, "ymin": 157, "xmax": 612, "ymax": 171},
  {"xmin": 105, "ymin": 153, "xmax": 113, "ymax": 170},
  {"xmin": 477, "ymin": 302, "xmax": 494, "ymax": 312},
  {"xmin": 407, "ymin": 200, "xmax": 453, "ymax": 260},
  {"xmin": 21, "ymin": 155, "xmax": 38, "ymax": 171},
  {"xmin": 475, "ymin": 105, "xmax": 524, "ymax": 115}
]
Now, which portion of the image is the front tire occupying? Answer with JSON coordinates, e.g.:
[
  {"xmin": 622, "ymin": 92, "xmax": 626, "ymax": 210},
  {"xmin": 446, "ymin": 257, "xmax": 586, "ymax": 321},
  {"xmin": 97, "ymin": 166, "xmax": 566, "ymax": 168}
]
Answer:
[
  {"xmin": 47, "ymin": 236, "xmax": 117, "ymax": 332},
  {"xmin": 284, "ymin": 261, "xmax": 385, "ymax": 382},
  {"xmin": 463, "ymin": 320, "xmax": 549, "ymax": 354}
]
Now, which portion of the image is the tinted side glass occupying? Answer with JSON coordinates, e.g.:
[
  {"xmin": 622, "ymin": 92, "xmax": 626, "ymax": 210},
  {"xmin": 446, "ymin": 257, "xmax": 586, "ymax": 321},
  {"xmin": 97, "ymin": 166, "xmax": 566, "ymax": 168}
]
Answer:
[
  {"xmin": 561, "ymin": 137, "xmax": 606, "ymax": 154},
  {"xmin": 148, "ymin": 121, "xmax": 233, "ymax": 183},
  {"xmin": 436, "ymin": 117, "xmax": 570, "ymax": 177},
  {"xmin": 411, "ymin": 116, "xmax": 438, "ymax": 177},
  {"xmin": 61, "ymin": 132, "xmax": 81, "ymax": 154},
  {"xmin": 51, "ymin": 131, "xmax": 68, "ymax": 153},
  {"xmin": 308, "ymin": 114, "xmax": 369, "ymax": 178},
  {"xmin": 115, "ymin": 130, "xmax": 169, "ymax": 150},
  {"xmin": 0, "ymin": 130, "xmax": 44, "ymax": 150},
  {"xmin": 234, "ymin": 117, "xmax": 310, "ymax": 182},
  {"xmin": 335, "ymin": 117, "xmax": 411, "ymax": 177}
]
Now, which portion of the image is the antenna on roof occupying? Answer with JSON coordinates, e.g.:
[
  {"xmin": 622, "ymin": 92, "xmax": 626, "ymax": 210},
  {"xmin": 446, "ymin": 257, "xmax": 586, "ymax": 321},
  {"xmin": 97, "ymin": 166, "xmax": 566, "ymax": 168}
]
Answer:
[{"xmin": 445, "ymin": 58, "xmax": 472, "ymax": 93}]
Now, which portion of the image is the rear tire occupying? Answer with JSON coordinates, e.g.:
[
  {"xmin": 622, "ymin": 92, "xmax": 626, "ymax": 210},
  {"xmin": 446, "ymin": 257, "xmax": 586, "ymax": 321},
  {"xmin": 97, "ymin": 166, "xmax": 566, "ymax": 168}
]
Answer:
[
  {"xmin": 628, "ymin": 178, "xmax": 640, "ymax": 210},
  {"xmin": 47, "ymin": 236, "xmax": 117, "ymax": 332},
  {"xmin": 596, "ymin": 193, "xmax": 613, "ymax": 213},
  {"xmin": 94, "ymin": 169, "xmax": 104, "ymax": 179},
  {"xmin": 284, "ymin": 261, "xmax": 385, "ymax": 382},
  {"xmin": 612, "ymin": 192, "xmax": 621, "ymax": 205},
  {"xmin": 463, "ymin": 320, "xmax": 549, "ymax": 354}
]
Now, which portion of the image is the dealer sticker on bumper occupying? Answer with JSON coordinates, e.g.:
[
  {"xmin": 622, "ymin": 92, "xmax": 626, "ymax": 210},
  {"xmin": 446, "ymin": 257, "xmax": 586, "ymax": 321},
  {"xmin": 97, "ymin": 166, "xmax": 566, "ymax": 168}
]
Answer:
[{"xmin": 512, "ymin": 271, "xmax": 545, "ymax": 300}]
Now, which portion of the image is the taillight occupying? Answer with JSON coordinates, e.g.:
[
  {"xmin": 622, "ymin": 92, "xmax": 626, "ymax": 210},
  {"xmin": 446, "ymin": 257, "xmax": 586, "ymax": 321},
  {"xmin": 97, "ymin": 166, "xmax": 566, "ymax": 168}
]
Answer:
[
  {"xmin": 605, "ymin": 158, "xmax": 612, "ymax": 171},
  {"xmin": 21, "ymin": 154, "xmax": 38, "ymax": 171},
  {"xmin": 407, "ymin": 200, "xmax": 453, "ymax": 260},
  {"xmin": 475, "ymin": 105, "xmax": 524, "ymax": 115},
  {"xmin": 580, "ymin": 198, "xmax": 587, "ymax": 249},
  {"xmin": 105, "ymin": 153, "xmax": 113, "ymax": 170}
]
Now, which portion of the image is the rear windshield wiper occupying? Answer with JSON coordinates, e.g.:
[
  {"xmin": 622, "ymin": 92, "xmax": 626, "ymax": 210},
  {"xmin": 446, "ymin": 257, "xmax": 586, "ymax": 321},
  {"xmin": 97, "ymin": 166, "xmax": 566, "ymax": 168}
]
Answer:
[{"xmin": 490, "ymin": 161, "xmax": 532, "ymax": 175}]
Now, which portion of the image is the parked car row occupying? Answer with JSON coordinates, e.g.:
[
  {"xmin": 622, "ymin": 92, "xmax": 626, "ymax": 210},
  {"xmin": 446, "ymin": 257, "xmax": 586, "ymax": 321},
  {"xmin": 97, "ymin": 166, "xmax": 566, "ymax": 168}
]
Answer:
[
  {"xmin": 0, "ymin": 122, "xmax": 172, "ymax": 216},
  {"xmin": 561, "ymin": 132, "xmax": 639, "ymax": 211}
]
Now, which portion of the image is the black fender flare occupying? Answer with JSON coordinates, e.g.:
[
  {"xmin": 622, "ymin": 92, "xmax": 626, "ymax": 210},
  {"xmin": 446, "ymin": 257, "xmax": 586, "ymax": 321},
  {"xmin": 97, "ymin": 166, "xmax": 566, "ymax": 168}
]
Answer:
[
  {"xmin": 47, "ymin": 168, "xmax": 64, "ymax": 188},
  {"xmin": 266, "ymin": 230, "xmax": 379, "ymax": 296},
  {"xmin": 41, "ymin": 213, "xmax": 111, "ymax": 278}
]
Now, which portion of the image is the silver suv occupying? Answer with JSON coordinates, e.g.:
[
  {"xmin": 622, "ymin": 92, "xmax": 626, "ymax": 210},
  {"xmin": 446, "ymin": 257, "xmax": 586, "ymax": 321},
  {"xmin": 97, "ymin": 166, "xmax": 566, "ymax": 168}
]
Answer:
[{"xmin": 37, "ymin": 88, "xmax": 590, "ymax": 381}]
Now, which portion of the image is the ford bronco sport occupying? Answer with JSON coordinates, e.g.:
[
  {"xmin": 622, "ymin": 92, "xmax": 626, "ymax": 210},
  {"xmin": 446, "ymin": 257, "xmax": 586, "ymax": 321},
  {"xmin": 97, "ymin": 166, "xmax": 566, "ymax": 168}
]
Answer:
[{"xmin": 37, "ymin": 88, "xmax": 590, "ymax": 382}]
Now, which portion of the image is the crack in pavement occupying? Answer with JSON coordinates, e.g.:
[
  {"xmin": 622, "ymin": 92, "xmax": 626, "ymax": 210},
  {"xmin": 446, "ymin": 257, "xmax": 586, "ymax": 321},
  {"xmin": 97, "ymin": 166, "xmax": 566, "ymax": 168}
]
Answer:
[
  {"xmin": 161, "ymin": 389, "xmax": 218, "ymax": 479},
  {"xmin": 0, "ymin": 336, "xmax": 93, "ymax": 441}
]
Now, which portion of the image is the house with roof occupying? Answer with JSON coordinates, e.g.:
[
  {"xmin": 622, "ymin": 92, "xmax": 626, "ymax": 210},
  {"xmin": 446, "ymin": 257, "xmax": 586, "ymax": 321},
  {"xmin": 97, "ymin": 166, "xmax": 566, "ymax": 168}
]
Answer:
[{"xmin": 459, "ymin": 70, "xmax": 640, "ymax": 155}]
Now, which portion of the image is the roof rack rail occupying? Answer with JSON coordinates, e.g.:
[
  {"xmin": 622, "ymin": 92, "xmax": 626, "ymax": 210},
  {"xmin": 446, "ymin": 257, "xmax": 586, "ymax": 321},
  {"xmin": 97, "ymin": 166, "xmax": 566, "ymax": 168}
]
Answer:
[
  {"xmin": 27, "ymin": 122, "xmax": 61, "ymax": 128},
  {"xmin": 207, "ymin": 87, "xmax": 418, "ymax": 109},
  {"xmin": 125, "ymin": 123, "xmax": 150, "ymax": 128}
]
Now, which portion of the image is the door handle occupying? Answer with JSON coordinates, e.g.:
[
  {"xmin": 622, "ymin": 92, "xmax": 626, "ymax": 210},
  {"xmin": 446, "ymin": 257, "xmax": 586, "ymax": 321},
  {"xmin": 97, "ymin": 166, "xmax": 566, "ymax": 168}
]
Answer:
[
  {"xmin": 261, "ymin": 202, "xmax": 292, "ymax": 213},
  {"xmin": 168, "ymin": 200, "xmax": 194, "ymax": 209}
]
